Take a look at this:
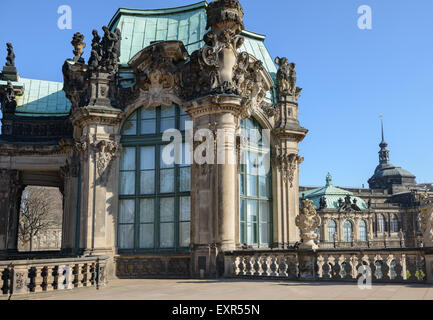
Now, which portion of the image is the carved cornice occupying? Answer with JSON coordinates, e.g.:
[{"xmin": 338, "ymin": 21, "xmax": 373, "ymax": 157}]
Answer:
[
  {"xmin": 0, "ymin": 143, "xmax": 68, "ymax": 156},
  {"xmin": 70, "ymin": 106, "xmax": 125, "ymax": 128},
  {"xmin": 182, "ymin": 94, "xmax": 244, "ymax": 119}
]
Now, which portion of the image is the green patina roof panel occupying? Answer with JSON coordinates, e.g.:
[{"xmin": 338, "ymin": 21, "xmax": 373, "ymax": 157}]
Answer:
[
  {"xmin": 301, "ymin": 174, "xmax": 369, "ymax": 210},
  {"xmin": 111, "ymin": 1, "xmax": 277, "ymax": 103},
  {"xmin": 14, "ymin": 78, "xmax": 70, "ymax": 117}
]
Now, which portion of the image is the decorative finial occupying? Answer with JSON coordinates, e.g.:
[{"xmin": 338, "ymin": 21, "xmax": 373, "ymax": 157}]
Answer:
[
  {"xmin": 326, "ymin": 172, "xmax": 332, "ymax": 187},
  {"xmin": 71, "ymin": 32, "xmax": 86, "ymax": 64}
]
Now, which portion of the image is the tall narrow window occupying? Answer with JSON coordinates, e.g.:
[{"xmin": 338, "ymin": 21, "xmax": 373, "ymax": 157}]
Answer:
[
  {"xmin": 377, "ymin": 214, "xmax": 385, "ymax": 233},
  {"xmin": 359, "ymin": 220, "xmax": 367, "ymax": 242},
  {"xmin": 239, "ymin": 118, "xmax": 272, "ymax": 247},
  {"xmin": 343, "ymin": 220, "xmax": 353, "ymax": 242},
  {"xmin": 328, "ymin": 220, "xmax": 336, "ymax": 242},
  {"xmin": 391, "ymin": 214, "xmax": 399, "ymax": 232},
  {"xmin": 119, "ymin": 105, "xmax": 191, "ymax": 252}
]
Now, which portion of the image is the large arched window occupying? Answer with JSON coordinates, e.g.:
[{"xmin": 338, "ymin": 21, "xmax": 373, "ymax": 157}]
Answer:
[
  {"xmin": 118, "ymin": 105, "xmax": 191, "ymax": 252},
  {"xmin": 377, "ymin": 214, "xmax": 386, "ymax": 233},
  {"xmin": 239, "ymin": 118, "xmax": 272, "ymax": 247},
  {"xmin": 359, "ymin": 220, "xmax": 367, "ymax": 242},
  {"xmin": 343, "ymin": 220, "xmax": 353, "ymax": 242},
  {"xmin": 391, "ymin": 214, "xmax": 399, "ymax": 233},
  {"xmin": 328, "ymin": 220, "xmax": 337, "ymax": 242}
]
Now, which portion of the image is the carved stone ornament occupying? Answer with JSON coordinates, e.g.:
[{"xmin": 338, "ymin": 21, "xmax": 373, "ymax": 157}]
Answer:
[
  {"xmin": 63, "ymin": 27, "xmax": 122, "ymax": 111},
  {"xmin": 180, "ymin": 0, "xmax": 272, "ymax": 112},
  {"xmin": 92, "ymin": 140, "xmax": 121, "ymax": 178},
  {"xmin": 273, "ymin": 146, "xmax": 303, "ymax": 187},
  {"xmin": 0, "ymin": 80, "xmax": 17, "ymax": 114},
  {"xmin": 419, "ymin": 194, "xmax": 433, "ymax": 247},
  {"xmin": 296, "ymin": 199, "xmax": 321, "ymax": 250},
  {"xmin": 126, "ymin": 41, "xmax": 188, "ymax": 111},
  {"xmin": 274, "ymin": 56, "xmax": 302, "ymax": 101}
]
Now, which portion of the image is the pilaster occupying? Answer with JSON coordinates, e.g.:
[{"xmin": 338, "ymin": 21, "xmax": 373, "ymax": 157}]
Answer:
[{"xmin": 0, "ymin": 169, "xmax": 23, "ymax": 255}]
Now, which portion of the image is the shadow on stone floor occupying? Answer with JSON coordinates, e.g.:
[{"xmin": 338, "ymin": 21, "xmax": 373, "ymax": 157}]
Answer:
[{"xmin": 174, "ymin": 279, "xmax": 433, "ymax": 288}]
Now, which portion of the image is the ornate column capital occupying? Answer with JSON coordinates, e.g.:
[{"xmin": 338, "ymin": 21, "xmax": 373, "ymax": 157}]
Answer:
[{"xmin": 272, "ymin": 147, "xmax": 303, "ymax": 188}]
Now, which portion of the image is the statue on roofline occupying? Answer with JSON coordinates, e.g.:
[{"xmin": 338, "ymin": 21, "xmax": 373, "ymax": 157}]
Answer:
[
  {"xmin": 274, "ymin": 56, "xmax": 302, "ymax": 100},
  {"xmin": 5, "ymin": 42, "xmax": 15, "ymax": 67}
]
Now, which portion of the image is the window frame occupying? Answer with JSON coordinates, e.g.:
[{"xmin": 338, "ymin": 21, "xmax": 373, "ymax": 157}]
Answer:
[
  {"xmin": 239, "ymin": 118, "xmax": 273, "ymax": 248},
  {"xmin": 118, "ymin": 105, "xmax": 191, "ymax": 254}
]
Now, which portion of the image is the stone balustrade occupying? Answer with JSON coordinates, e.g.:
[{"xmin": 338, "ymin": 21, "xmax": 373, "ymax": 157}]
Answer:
[
  {"xmin": 225, "ymin": 248, "xmax": 431, "ymax": 283},
  {"xmin": 0, "ymin": 256, "xmax": 108, "ymax": 297}
]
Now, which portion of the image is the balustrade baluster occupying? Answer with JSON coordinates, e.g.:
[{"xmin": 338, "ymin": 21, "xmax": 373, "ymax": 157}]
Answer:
[
  {"xmin": 81, "ymin": 264, "xmax": 89, "ymax": 287},
  {"xmin": 278, "ymin": 255, "xmax": 288, "ymax": 277},
  {"xmin": 34, "ymin": 266, "xmax": 44, "ymax": 293}
]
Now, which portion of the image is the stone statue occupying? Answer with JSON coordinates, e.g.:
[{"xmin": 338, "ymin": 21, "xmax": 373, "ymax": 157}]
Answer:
[
  {"xmin": 274, "ymin": 56, "xmax": 301, "ymax": 100},
  {"xmin": 319, "ymin": 196, "xmax": 327, "ymax": 210},
  {"xmin": 101, "ymin": 26, "xmax": 122, "ymax": 73},
  {"xmin": 71, "ymin": 33, "xmax": 86, "ymax": 64},
  {"xmin": 1, "ymin": 80, "xmax": 17, "ymax": 114},
  {"xmin": 295, "ymin": 199, "xmax": 322, "ymax": 250},
  {"xmin": 88, "ymin": 30, "xmax": 102, "ymax": 70},
  {"xmin": 5, "ymin": 42, "xmax": 15, "ymax": 67}
]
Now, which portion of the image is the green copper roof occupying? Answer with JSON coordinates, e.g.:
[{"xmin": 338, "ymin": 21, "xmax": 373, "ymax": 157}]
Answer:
[
  {"xmin": 13, "ymin": 78, "xmax": 70, "ymax": 117},
  {"xmin": 9, "ymin": 2, "xmax": 278, "ymax": 118},
  {"xmin": 110, "ymin": 1, "xmax": 277, "ymax": 103},
  {"xmin": 301, "ymin": 173, "xmax": 369, "ymax": 210}
]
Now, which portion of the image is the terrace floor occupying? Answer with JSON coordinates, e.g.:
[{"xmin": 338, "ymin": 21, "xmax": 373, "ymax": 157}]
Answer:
[{"xmin": 12, "ymin": 279, "xmax": 433, "ymax": 300}]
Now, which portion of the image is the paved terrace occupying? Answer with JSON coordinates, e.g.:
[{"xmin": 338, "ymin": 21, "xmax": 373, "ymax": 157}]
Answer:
[{"xmin": 11, "ymin": 279, "xmax": 433, "ymax": 300}]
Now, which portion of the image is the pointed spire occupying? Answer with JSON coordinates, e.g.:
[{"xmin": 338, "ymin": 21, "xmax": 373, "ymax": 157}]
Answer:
[{"xmin": 378, "ymin": 115, "xmax": 390, "ymax": 165}]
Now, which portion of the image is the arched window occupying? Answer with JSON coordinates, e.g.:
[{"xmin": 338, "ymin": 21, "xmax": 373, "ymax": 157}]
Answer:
[
  {"xmin": 377, "ymin": 214, "xmax": 386, "ymax": 233},
  {"xmin": 359, "ymin": 220, "xmax": 367, "ymax": 242},
  {"xmin": 239, "ymin": 118, "xmax": 272, "ymax": 247},
  {"xmin": 343, "ymin": 220, "xmax": 353, "ymax": 242},
  {"xmin": 118, "ymin": 105, "xmax": 191, "ymax": 251},
  {"xmin": 391, "ymin": 214, "xmax": 399, "ymax": 232},
  {"xmin": 328, "ymin": 220, "xmax": 337, "ymax": 242}
]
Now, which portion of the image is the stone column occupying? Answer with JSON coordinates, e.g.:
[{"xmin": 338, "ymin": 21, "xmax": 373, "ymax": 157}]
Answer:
[
  {"xmin": 186, "ymin": 96, "xmax": 242, "ymax": 278},
  {"xmin": 180, "ymin": 0, "xmax": 273, "ymax": 277},
  {"xmin": 60, "ymin": 152, "xmax": 80, "ymax": 253},
  {"xmin": 271, "ymin": 52, "xmax": 308, "ymax": 249},
  {"xmin": 419, "ymin": 198, "xmax": 433, "ymax": 283},
  {"xmin": 0, "ymin": 169, "xmax": 23, "ymax": 255},
  {"xmin": 71, "ymin": 105, "xmax": 123, "ymax": 265}
]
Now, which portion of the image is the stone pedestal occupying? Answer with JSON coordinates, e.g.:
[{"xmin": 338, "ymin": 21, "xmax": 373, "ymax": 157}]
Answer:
[{"xmin": 1, "ymin": 66, "xmax": 18, "ymax": 82}]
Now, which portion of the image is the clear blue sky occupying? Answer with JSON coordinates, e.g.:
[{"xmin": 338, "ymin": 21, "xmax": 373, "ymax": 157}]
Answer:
[{"xmin": 1, "ymin": 0, "xmax": 432, "ymax": 187}]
